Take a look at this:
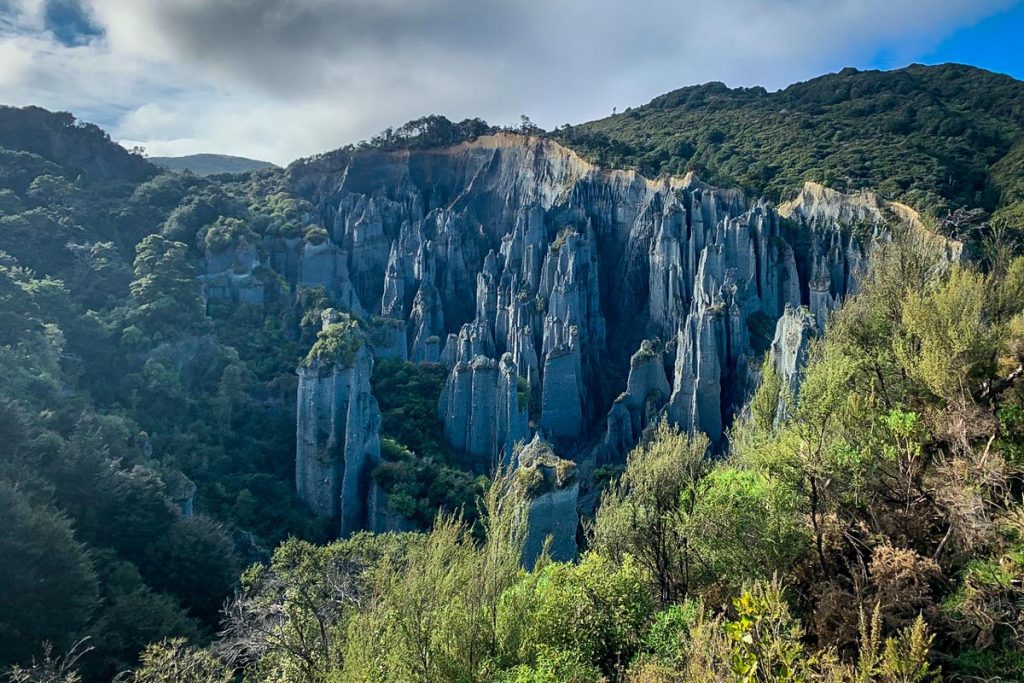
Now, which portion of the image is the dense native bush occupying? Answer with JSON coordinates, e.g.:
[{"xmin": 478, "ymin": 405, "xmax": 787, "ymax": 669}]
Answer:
[
  {"xmin": 0, "ymin": 108, "xmax": 328, "ymax": 680},
  {"xmin": 161, "ymin": 231, "xmax": 1019, "ymax": 682},
  {"xmin": 370, "ymin": 359, "xmax": 482, "ymax": 525},
  {"xmin": 558, "ymin": 64, "xmax": 1024, "ymax": 224},
  {"xmin": 96, "ymin": 226, "xmax": 1024, "ymax": 682}
]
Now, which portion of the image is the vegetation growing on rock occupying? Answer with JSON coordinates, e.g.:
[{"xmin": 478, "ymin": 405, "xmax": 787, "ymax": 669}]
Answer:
[
  {"xmin": 302, "ymin": 315, "xmax": 362, "ymax": 367},
  {"xmin": 513, "ymin": 437, "xmax": 577, "ymax": 497}
]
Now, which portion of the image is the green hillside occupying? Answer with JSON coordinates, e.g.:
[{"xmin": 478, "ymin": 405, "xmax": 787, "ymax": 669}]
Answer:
[
  {"xmin": 558, "ymin": 64, "xmax": 1024, "ymax": 224},
  {"xmin": 151, "ymin": 154, "xmax": 279, "ymax": 177}
]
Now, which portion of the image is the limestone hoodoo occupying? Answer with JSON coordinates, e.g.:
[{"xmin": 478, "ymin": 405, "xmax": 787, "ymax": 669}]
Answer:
[
  {"xmin": 513, "ymin": 435, "xmax": 579, "ymax": 568},
  {"xmin": 295, "ymin": 309, "xmax": 382, "ymax": 536}
]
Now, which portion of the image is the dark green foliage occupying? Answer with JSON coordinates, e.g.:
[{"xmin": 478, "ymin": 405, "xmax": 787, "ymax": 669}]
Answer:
[
  {"xmin": 558, "ymin": 64, "xmax": 1024, "ymax": 217},
  {"xmin": 200, "ymin": 216, "xmax": 253, "ymax": 255},
  {"xmin": 746, "ymin": 311, "xmax": 777, "ymax": 355},
  {"xmin": 990, "ymin": 136, "xmax": 1024, "ymax": 221},
  {"xmin": 370, "ymin": 360, "xmax": 481, "ymax": 525},
  {"xmin": 0, "ymin": 482, "xmax": 98, "ymax": 665},
  {"xmin": 159, "ymin": 183, "xmax": 247, "ymax": 247},
  {"xmin": 302, "ymin": 314, "xmax": 362, "ymax": 366},
  {"xmin": 361, "ymin": 114, "xmax": 495, "ymax": 151},
  {"xmin": 0, "ymin": 106, "xmax": 155, "ymax": 183},
  {"xmin": 994, "ymin": 403, "xmax": 1024, "ymax": 466},
  {"xmin": 373, "ymin": 439, "xmax": 481, "ymax": 525},
  {"xmin": 150, "ymin": 153, "xmax": 278, "ymax": 177},
  {"xmin": 372, "ymin": 360, "xmax": 453, "ymax": 463},
  {"xmin": 142, "ymin": 517, "xmax": 242, "ymax": 624},
  {"xmin": 128, "ymin": 235, "xmax": 207, "ymax": 341},
  {"xmin": 85, "ymin": 554, "xmax": 200, "ymax": 681},
  {"xmin": 0, "ymin": 105, "xmax": 323, "ymax": 679}
]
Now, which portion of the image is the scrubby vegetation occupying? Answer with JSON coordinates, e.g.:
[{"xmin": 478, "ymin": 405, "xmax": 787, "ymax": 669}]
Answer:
[{"xmin": 302, "ymin": 314, "xmax": 362, "ymax": 367}]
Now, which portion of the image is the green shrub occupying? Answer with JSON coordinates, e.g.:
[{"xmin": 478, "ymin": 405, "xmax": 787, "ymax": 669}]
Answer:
[{"xmin": 303, "ymin": 315, "xmax": 363, "ymax": 366}]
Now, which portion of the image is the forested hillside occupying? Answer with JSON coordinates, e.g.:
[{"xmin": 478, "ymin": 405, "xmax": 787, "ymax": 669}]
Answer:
[
  {"xmin": 0, "ymin": 64, "xmax": 1022, "ymax": 682},
  {"xmin": 559, "ymin": 64, "xmax": 1024, "ymax": 227},
  {"xmin": 0, "ymin": 107, "xmax": 331, "ymax": 680},
  {"xmin": 149, "ymin": 155, "xmax": 279, "ymax": 177}
]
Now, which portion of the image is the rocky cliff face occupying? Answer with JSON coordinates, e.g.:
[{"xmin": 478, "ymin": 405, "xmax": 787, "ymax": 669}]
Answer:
[
  {"xmin": 778, "ymin": 181, "xmax": 962, "ymax": 332},
  {"xmin": 600, "ymin": 339, "xmax": 671, "ymax": 462},
  {"xmin": 768, "ymin": 305, "xmax": 817, "ymax": 425},
  {"xmin": 295, "ymin": 309, "xmax": 383, "ymax": 535},
  {"xmin": 277, "ymin": 135, "xmax": 960, "ymax": 527},
  {"xmin": 514, "ymin": 435, "xmax": 579, "ymax": 567},
  {"xmin": 439, "ymin": 352, "xmax": 529, "ymax": 469},
  {"xmin": 198, "ymin": 235, "xmax": 267, "ymax": 307}
]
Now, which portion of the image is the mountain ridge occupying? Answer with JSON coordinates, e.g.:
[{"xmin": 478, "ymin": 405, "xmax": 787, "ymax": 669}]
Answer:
[
  {"xmin": 557, "ymin": 62, "xmax": 1024, "ymax": 220},
  {"xmin": 150, "ymin": 153, "xmax": 280, "ymax": 176}
]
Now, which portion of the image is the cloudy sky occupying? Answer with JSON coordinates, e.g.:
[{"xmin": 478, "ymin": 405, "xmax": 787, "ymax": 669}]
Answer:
[{"xmin": 2, "ymin": 0, "xmax": 1023, "ymax": 165}]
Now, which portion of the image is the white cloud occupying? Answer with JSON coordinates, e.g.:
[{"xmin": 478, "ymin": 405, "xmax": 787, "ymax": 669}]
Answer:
[{"xmin": 0, "ymin": 0, "xmax": 1016, "ymax": 164}]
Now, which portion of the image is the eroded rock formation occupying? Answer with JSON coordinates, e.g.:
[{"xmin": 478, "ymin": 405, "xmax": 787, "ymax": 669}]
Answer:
[
  {"xmin": 515, "ymin": 435, "xmax": 579, "ymax": 567},
  {"xmin": 439, "ymin": 352, "xmax": 529, "ymax": 468},
  {"xmin": 288, "ymin": 138, "xmax": 901, "ymax": 457},
  {"xmin": 768, "ymin": 305, "xmax": 817, "ymax": 424},
  {"xmin": 295, "ymin": 309, "xmax": 382, "ymax": 535},
  {"xmin": 778, "ymin": 181, "xmax": 962, "ymax": 332},
  {"xmin": 278, "ymin": 135, "xmax": 961, "ymax": 517},
  {"xmin": 601, "ymin": 339, "xmax": 672, "ymax": 463},
  {"xmin": 198, "ymin": 235, "xmax": 266, "ymax": 306}
]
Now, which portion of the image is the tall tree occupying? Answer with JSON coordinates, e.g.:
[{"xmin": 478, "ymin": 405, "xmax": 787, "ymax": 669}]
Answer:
[{"xmin": 128, "ymin": 235, "xmax": 206, "ymax": 342}]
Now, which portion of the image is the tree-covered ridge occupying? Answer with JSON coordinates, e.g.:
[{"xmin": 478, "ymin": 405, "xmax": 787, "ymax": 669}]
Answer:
[
  {"xmin": 557, "ymin": 64, "xmax": 1024, "ymax": 220},
  {"xmin": 150, "ymin": 154, "xmax": 279, "ymax": 177},
  {"xmin": 0, "ymin": 105, "xmax": 156, "ymax": 183}
]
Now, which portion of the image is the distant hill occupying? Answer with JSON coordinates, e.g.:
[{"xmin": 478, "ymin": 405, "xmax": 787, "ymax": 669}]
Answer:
[{"xmin": 150, "ymin": 153, "xmax": 279, "ymax": 176}]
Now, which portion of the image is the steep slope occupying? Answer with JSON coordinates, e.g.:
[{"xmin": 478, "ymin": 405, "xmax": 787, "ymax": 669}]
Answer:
[{"xmin": 559, "ymin": 64, "xmax": 1024, "ymax": 216}]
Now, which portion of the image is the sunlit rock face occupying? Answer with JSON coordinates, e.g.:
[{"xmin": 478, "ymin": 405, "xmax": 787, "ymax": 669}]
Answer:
[
  {"xmin": 768, "ymin": 305, "xmax": 817, "ymax": 425},
  {"xmin": 284, "ymin": 134, "xmax": 956, "ymax": 472},
  {"xmin": 777, "ymin": 181, "xmax": 963, "ymax": 333}
]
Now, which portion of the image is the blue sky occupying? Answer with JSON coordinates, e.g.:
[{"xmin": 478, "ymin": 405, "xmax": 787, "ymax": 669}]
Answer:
[
  {"xmin": 875, "ymin": 2, "xmax": 1024, "ymax": 78},
  {"xmin": 1, "ymin": 0, "xmax": 1022, "ymax": 164}
]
